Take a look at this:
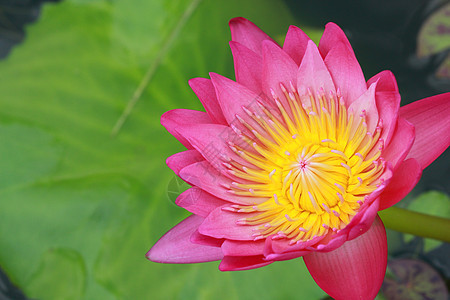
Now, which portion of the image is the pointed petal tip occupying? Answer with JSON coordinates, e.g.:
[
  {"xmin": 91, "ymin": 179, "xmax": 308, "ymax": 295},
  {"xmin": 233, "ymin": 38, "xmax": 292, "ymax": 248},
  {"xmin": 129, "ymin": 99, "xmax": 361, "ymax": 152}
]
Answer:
[
  {"xmin": 145, "ymin": 247, "xmax": 160, "ymax": 262},
  {"xmin": 228, "ymin": 16, "xmax": 248, "ymax": 26}
]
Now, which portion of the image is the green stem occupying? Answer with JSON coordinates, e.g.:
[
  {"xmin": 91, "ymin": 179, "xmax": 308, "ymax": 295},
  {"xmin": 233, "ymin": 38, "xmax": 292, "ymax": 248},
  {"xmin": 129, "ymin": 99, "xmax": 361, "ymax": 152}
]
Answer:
[{"xmin": 379, "ymin": 207, "xmax": 450, "ymax": 243}]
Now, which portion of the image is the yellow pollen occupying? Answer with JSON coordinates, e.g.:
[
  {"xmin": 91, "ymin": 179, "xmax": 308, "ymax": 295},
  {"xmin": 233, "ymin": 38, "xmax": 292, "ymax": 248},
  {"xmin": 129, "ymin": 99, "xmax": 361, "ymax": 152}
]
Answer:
[{"xmin": 222, "ymin": 84, "xmax": 384, "ymax": 243}]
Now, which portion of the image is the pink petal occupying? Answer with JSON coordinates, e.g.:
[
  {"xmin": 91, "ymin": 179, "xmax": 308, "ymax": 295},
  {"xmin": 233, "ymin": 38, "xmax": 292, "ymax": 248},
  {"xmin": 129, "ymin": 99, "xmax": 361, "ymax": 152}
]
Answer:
[
  {"xmin": 179, "ymin": 161, "xmax": 264, "ymax": 205},
  {"xmin": 264, "ymin": 235, "xmax": 326, "ymax": 262},
  {"xmin": 262, "ymin": 39, "xmax": 298, "ymax": 108},
  {"xmin": 161, "ymin": 109, "xmax": 212, "ymax": 149},
  {"xmin": 304, "ymin": 216, "xmax": 387, "ymax": 300},
  {"xmin": 312, "ymin": 188, "xmax": 384, "ymax": 253},
  {"xmin": 198, "ymin": 205, "xmax": 260, "ymax": 240},
  {"xmin": 368, "ymin": 70, "xmax": 401, "ymax": 145},
  {"xmin": 175, "ymin": 123, "xmax": 255, "ymax": 176},
  {"xmin": 400, "ymin": 92, "xmax": 450, "ymax": 169},
  {"xmin": 383, "ymin": 117, "xmax": 415, "ymax": 170},
  {"xmin": 147, "ymin": 215, "xmax": 223, "ymax": 263},
  {"xmin": 379, "ymin": 158, "xmax": 422, "ymax": 210},
  {"xmin": 320, "ymin": 23, "xmax": 366, "ymax": 105},
  {"xmin": 230, "ymin": 41, "xmax": 263, "ymax": 95},
  {"xmin": 221, "ymin": 239, "xmax": 265, "ymax": 256},
  {"xmin": 264, "ymin": 234, "xmax": 326, "ymax": 256},
  {"xmin": 318, "ymin": 22, "xmax": 353, "ymax": 58},
  {"xmin": 347, "ymin": 80, "xmax": 379, "ymax": 134},
  {"xmin": 166, "ymin": 150, "xmax": 203, "ymax": 176},
  {"xmin": 229, "ymin": 17, "xmax": 275, "ymax": 55},
  {"xmin": 176, "ymin": 187, "xmax": 228, "ymax": 217},
  {"xmin": 283, "ymin": 25, "xmax": 310, "ymax": 65},
  {"xmin": 210, "ymin": 72, "xmax": 265, "ymax": 126},
  {"xmin": 297, "ymin": 40, "xmax": 336, "ymax": 98},
  {"xmin": 189, "ymin": 78, "xmax": 227, "ymax": 124},
  {"xmin": 264, "ymin": 249, "xmax": 308, "ymax": 262},
  {"xmin": 219, "ymin": 255, "xmax": 272, "ymax": 271},
  {"xmin": 190, "ymin": 230, "xmax": 224, "ymax": 247}
]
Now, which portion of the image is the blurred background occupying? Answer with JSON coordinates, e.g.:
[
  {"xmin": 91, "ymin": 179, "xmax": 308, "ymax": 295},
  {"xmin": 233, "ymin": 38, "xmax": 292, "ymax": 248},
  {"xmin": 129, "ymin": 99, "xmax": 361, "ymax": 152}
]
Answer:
[{"xmin": 0, "ymin": 0, "xmax": 448, "ymax": 299}]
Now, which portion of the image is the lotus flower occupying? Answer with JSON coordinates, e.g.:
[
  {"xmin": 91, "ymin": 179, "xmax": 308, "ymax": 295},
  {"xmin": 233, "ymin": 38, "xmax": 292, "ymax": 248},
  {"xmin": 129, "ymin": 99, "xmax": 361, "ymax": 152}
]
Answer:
[{"xmin": 147, "ymin": 18, "xmax": 450, "ymax": 300}]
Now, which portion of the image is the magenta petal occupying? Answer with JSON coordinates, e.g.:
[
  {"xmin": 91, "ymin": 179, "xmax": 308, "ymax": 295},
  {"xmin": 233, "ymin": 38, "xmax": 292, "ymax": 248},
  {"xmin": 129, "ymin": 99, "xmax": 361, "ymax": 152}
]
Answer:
[
  {"xmin": 297, "ymin": 40, "xmax": 336, "ymax": 97},
  {"xmin": 229, "ymin": 17, "xmax": 275, "ymax": 55},
  {"xmin": 400, "ymin": 92, "xmax": 450, "ymax": 169},
  {"xmin": 304, "ymin": 216, "xmax": 387, "ymax": 300},
  {"xmin": 179, "ymin": 161, "xmax": 262, "ymax": 205},
  {"xmin": 379, "ymin": 158, "xmax": 422, "ymax": 210},
  {"xmin": 230, "ymin": 41, "xmax": 263, "ymax": 95},
  {"xmin": 348, "ymin": 81, "xmax": 379, "ymax": 133},
  {"xmin": 313, "ymin": 197, "xmax": 381, "ymax": 253},
  {"xmin": 190, "ymin": 230, "xmax": 224, "ymax": 247},
  {"xmin": 262, "ymin": 39, "xmax": 298, "ymax": 105},
  {"xmin": 221, "ymin": 239, "xmax": 265, "ymax": 256},
  {"xmin": 147, "ymin": 215, "xmax": 223, "ymax": 263},
  {"xmin": 189, "ymin": 78, "xmax": 227, "ymax": 124},
  {"xmin": 264, "ymin": 249, "xmax": 308, "ymax": 262},
  {"xmin": 368, "ymin": 70, "xmax": 400, "ymax": 144},
  {"xmin": 219, "ymin": 255, "xmax": 272, "ymax": 271},
  {"xmin": 161, "ymin": 109, "xmax": 212, "ymax": 149},
  {"xmin": 166, "ymin": 150, "xmax": 203, "ymax": 176},
  {"xmin": 320, "ymin": 24, "xmax": 366, "ymax": 105},
  {"xmin": 175, "ymin": 123, "xmax": 254, "ymax": 176},
  {"xmin": 210, "ymin": 72, "xmax": 265, "ymax": 125},
  {"xmin": 367, "ymin": 70, "xmax": 398, "ymax": 93},
  {"xmin": 283, "ymin": 25, "xmax": 310, "ymax": 65},
  {"xmin": 198, "ymin": 206, "xmax": 260, "ymax": 240},
  {"xmin": 265, "ymin": 234, "xmax": 325, "ymax": 256},
  {"xmin": 176, "ymin": 187, "xmax": 228, "ymax": 217},
  {"xmin": 318, "ymin": 22, "xmax": 353, "ymax": 58},
  {"xmin": 383, "ymin": 117, "xmax": 415, "ymax": 170}
]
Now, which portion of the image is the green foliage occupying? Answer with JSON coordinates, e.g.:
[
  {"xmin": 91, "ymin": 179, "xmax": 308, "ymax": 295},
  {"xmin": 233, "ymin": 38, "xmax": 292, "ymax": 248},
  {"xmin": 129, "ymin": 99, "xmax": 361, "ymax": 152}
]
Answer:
[
  {"xmin": 404, "ymin": 191, "xmax": 450, "ymax": 252},
  {"xmin": 0, "ymin": 0, "xmax": 326, "ymax": 299}
]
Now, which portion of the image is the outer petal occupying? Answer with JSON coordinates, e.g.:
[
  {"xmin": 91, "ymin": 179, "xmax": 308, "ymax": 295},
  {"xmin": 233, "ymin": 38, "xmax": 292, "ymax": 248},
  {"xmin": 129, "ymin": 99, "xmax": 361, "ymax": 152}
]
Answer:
[
  {"xmin": 283, "ymin": 25, "xmax": 310, "ymax": 65},
  {"xmin": 166, "ymin": 150, "xmax": 203, "ymax": 176},
  {"xmin": 382, "ymin": 117, "xmax": 415, "ymax": 170},
  {"xmin": 367, "ymin": 70, "xmax": 400, "ymax": 145},
  {"xmin": 230, "ymin": 41, "xmax": 263, "ymax": 95},
  {"xmin": 219, "ymin": 255, "xmax": 272, "ymax": 271},
  {"xmin": 318, "ymin": 22, "xmax": 353, "ymax": 58},
  {"xmin": 320, "ymin": 23, "xmax": 366, "ymax": 105},
  {"xmin": 147, "ymin": 215, "xmax": 223, "ymax": 263},
  {"xmin": 264, "ymin": 235, "xmax": 326, "ymax": 262},
  {"xmin": 190, "ymin": 230, "xmax": 224, "ymax": 247},
  {"xmin": 161, "ymin": 109, "xmax": 212, "ymax": 149},
  {"xmin": 198, "ymin": 205, "xmax": 260, "ymax": 241},
  {"xmin": 221, "ymin": 239, "xmax": 265, "ymax": 256},
  {"xmin": 189, "ymin": 78, "xmax": 227, "ymax": 124},
  {"xmin": 229, "ymin": 17, "xmax": 275, "ymax": 55},
  {"xmin": 304, "ymin": 216, "xmax": 387, "ymax": 300},
  {"xmin": 379, "ymin": 158, "xmax": 422, "ymax": 210},
  {"xmin": 400, "ymin": 92, "xmax": 450, "ymax": 169},
  {"xmin": 297, "ymin": 40, "xmax": 336, "ymax": 98},
  {"xmin": 176, "ymin": 187, "xmax": 228, "ymax": 217}
]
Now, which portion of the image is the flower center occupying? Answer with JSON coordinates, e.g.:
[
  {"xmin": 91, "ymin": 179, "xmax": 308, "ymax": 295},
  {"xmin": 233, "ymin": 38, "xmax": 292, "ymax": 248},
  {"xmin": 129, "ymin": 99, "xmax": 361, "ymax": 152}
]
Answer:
[{"xmin": 224, "ymin": 84, "xmax": 385, "ymax": 244}]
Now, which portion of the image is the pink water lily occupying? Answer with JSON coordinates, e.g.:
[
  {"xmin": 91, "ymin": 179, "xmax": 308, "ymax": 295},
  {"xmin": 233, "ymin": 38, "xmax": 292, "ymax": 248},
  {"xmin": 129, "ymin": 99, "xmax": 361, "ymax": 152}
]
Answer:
[{"xmin": 147, "ymin": 18, "xmax": 450, "ymax": 300}]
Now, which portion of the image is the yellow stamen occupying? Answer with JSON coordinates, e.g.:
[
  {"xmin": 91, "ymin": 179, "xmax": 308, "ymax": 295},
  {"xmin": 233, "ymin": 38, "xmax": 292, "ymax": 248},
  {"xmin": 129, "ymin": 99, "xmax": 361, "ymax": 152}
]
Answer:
[{"xmin": 225, "ymin": 86, "xmax": 384, "ymax": 242}]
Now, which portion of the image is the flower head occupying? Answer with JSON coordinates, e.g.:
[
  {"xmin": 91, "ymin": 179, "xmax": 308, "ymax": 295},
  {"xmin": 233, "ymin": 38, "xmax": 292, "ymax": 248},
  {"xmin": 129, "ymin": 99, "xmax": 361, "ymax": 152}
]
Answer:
[{"xmin": 147, "ymin": 18, "xmax": 450, "ymax": 300}]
